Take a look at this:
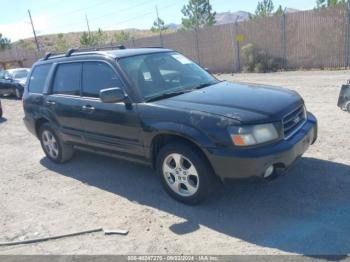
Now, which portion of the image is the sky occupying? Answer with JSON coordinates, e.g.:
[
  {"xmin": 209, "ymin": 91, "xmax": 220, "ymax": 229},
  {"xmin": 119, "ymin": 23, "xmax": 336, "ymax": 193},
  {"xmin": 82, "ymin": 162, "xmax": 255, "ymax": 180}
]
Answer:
[{"xmin": 0, "ymin": 0, "xmax": 315, "ymax": 41}]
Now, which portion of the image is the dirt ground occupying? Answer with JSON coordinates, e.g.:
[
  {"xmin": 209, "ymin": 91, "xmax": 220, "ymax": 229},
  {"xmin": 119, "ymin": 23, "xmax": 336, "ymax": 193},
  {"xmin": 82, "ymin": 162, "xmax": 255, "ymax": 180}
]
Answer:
[{"xmin": 0, "ymin": 70, "xmax": 350, "ymax": 255}]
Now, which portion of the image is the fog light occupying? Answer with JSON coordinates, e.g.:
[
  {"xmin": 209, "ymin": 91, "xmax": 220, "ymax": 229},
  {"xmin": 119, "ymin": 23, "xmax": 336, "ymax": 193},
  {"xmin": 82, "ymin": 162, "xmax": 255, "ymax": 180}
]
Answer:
[{"xmin": 263, "ymin": 165, "xmax": 274, "ymax": 178}]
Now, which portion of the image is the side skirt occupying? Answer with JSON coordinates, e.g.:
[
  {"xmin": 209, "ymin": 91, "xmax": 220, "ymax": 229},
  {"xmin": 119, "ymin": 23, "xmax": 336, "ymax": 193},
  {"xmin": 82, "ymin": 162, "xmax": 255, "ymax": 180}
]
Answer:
[{"xmin": 73, "ymin": 145, "xmax": 152, "ymax": 167}]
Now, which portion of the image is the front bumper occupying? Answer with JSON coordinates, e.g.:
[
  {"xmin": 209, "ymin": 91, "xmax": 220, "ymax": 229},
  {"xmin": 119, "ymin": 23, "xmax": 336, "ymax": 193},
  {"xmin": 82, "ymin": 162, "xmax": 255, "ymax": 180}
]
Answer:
[{"xmin": 206, "ymin": 112, "xmax": 318, "ymax": 180}]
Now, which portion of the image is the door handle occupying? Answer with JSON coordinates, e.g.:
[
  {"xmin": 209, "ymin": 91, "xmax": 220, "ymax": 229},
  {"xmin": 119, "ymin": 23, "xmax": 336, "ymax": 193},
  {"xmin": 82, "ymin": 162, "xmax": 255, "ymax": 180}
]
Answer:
[
  {"xmin": 46, "ymin": 100, "xmax": 56, "ymax": 105},
  {"xmin": 82, "ymin": 105, "xmax": 95, "ymax": 112}
]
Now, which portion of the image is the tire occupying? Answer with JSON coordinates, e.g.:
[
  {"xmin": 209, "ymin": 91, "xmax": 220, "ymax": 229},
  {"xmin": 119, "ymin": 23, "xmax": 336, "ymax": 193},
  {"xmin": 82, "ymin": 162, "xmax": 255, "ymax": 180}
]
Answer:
[
  {"xmin": 39, "ymin": 123, "xmax": 74, "ymax": 163},
  {"xmin": 15, "ymin": 88, "xmax": 22, "ymax": 99},
  {"xmin": 156, "ymin": 142, "xmax": 218, "ymax": 205},
  {"xmin": 346, "ymin": 102, "xmax": 350, "ymax": 113},
  {"xmin": 0, "ymin": 107, "xmax": 2, "ymax": 118}
]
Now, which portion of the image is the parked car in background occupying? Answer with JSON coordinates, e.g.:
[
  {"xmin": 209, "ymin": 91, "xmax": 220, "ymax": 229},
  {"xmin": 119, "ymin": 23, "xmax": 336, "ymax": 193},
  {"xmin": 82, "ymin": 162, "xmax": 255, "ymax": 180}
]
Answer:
[
  {"xmin": 338, "ymin": 80, "xmax": 350, "ymax": 112},
  {"xmin": 0, "ymin": 68, "xmax": 30, "ymax": 99},
  {"xmin": 23, "ymin": 47, "xmax": 317, "ymax": 204}
]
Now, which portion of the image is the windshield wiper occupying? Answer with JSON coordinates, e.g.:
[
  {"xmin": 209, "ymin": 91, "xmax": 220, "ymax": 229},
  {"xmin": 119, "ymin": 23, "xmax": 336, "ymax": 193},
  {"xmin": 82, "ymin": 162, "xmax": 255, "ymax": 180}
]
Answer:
[
  {"xmin": 146, "ymin": 90, "xmax": 190, "ymax": 102},
  {"xmin": 190, "ymin": 82, "xmax": 216, "ymax": 90},
  {"xmin": 146, "ymin": 82, "xmax": 218, "ymax": 102}
]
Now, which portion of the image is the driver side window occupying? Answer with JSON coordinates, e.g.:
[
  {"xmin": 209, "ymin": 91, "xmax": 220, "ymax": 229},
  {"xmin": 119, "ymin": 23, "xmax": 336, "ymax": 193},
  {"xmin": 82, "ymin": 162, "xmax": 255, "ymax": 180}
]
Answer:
[{"xmin": 82, "ymin": 62, "xmax": 123, "ymax": 98}]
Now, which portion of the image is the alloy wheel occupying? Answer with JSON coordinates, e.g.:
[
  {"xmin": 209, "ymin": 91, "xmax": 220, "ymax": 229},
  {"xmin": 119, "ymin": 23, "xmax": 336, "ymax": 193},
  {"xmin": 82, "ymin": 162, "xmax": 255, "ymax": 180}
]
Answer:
[
  {"xmin": 42, "ymin": 130, "xmax": 59, "ymax": 159},
  {"xmin": 162, "ymin": 153, "xmax": 199, "ymax": 197}
]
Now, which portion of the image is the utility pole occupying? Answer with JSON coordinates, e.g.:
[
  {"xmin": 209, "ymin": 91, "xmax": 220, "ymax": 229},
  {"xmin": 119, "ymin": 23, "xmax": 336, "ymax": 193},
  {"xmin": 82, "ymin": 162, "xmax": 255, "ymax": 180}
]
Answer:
[
  {"xmin": 28, "ymin": 9, "xmax": 40, "ymax": 53},
  {"xmin": 85, "ymin": 14, "xmax": 91, "ymax": 38},
  {"xmin": 155, "ymin": 6, "xmax": 163, "ymax": 47}
]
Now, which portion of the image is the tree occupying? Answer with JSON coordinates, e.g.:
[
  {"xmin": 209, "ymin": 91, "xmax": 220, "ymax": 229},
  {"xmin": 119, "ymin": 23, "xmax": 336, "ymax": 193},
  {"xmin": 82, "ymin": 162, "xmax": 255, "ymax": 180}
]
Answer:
[
  {"xmin": 0, "ymin": 33, "xmax": 11, "ymax": 50},
  {"xmin": 114, "ymin": 31, "xmax": 130, "ymax": 43},
  {"xmin": 80, "ymin": 31, "xmax": 97, "ymax": 47},
  {"xmin": 274, "ymin": 5, "xmax": 284, "ymax": 16},
  {"xmin": 96, "ymin": 28, "xmax": 106, "ymax": 46},
  {"xmin": 181, "ymin": 0, "xmax": 216, "ymax": 30},
  {"xmin": 254, "ymin": 0, "xmax": 274, "ymax": 17},
  {"xmin": 316, "ymin": 0, "xmax": 345, "ymax": 8},
  {"xmin": 54, "ymin": 33, "xmax": 69, "ymax": 52},
  {"xmin": 151, "ymin": 17, "xmax": 168, "ymax": 32}
]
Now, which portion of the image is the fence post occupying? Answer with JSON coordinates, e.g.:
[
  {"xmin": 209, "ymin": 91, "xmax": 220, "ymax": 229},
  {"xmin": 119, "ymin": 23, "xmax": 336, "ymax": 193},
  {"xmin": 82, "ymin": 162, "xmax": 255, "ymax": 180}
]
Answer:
[
  {"xmin": 234, "ymin": 21, "xmax": 240, "ymax": 72},
  {"xmin": 281, "ymin": 11, "xmax": 287, "ymax": 70},
  {"xmin": 344, "ymin": 0, "xmax": 350, "ymax": 68},
  {"xmin": 194, "ymin": 28, "xmax": 201, "ymax": 65}
]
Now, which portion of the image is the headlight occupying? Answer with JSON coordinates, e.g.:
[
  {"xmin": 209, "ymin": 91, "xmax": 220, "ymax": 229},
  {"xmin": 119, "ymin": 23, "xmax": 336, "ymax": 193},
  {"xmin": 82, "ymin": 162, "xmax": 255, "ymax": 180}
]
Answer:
[{"xmin": 228, "ymin": 123, "xmax": 280, "ymax": 146}]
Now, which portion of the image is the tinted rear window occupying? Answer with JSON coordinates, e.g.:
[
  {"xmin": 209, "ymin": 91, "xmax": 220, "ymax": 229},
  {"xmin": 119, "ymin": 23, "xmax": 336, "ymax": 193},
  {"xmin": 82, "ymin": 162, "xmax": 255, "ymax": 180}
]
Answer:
[
  {"xmin": 52, "ymin": 63, "xmax": 81, "ymax": 96},
  {"xmin": 28, "ymin": 64, "xmax": 52, "ymax": 93},
  {"xmin": 82, "ymin": 62, "xmax": 122, "ymax": 98}
]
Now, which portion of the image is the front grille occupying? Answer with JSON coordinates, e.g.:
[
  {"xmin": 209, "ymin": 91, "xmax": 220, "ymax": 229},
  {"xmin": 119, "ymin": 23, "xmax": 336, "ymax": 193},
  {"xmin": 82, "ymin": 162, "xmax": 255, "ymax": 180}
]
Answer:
[{"xmin": 283, "ymin": 105, "xmax": 307, "ymax": 139}]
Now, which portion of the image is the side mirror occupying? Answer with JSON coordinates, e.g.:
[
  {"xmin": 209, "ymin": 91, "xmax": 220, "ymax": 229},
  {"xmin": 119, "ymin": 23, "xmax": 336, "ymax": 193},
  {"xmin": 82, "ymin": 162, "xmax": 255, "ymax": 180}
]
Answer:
[{"xmin": 100, "ymin": 87, "xmax": 127, "ymax": 103}]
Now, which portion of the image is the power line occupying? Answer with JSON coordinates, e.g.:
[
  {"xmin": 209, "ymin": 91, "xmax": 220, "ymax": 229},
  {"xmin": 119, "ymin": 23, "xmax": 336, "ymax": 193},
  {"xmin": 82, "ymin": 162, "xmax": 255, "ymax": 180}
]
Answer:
[
  {"xmin": 43, "ymin": 0, "xmax": 159, "ymax": 32},
  {"xmin": 49, "ymin": 0, "xmax": 115, "ymax": 19},
  {"xmin": 101, "ymin": 1, "xmax": 182, "ymax": 30},
  {"xmin": 37, "ymin": 0, "xmax": 183, "ymax": 36},
  {"xmin": 38, "ymin": 0, "xmax": 158, "ymax": 33},
  {"xmin": 90, "ymin": 0, "xmax": 153, "ymax": 22}
]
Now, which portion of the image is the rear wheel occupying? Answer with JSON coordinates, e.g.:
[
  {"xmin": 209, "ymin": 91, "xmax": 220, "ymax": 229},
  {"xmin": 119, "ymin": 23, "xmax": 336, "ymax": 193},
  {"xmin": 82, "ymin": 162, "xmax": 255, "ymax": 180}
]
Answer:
[
  {"xmin": 346, "ymin": 102, "xmax": 350, "ymax": 113},
  {"xmin": 156, "ymin": 143, "xmax": 218, "ymax": 205},
  {"xmin": 39, "ymin": 123, "xmax": 74, "ymax": 163},
  {"xmin": 15, "ymin": 88, "xmax": 22, "ymax": 99}
]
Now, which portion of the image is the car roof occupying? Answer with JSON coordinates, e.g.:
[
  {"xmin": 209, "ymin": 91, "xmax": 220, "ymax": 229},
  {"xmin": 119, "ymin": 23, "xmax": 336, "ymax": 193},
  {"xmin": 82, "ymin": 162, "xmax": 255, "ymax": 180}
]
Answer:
[
  {"xmin": 39, "ymin": 48, "xmax": 173, "ymax": 63},
  {"xmin": 6, "ymin": 68, "xmax": 30, "ymax": 73}
]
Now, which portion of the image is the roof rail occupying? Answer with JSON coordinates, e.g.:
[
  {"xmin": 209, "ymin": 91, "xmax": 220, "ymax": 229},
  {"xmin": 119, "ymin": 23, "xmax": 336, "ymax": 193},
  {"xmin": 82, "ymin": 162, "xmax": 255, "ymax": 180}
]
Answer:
[
  {"xmin": 64, "ymin": 45, "xmax": 127, "ymax": 57},
  {"xmin": 43, "ymin": 51, "xmax": 65, "ymax": 60},
  {"xmin": 42, "ymin": 45, "xmax": 127, "ymax": 60}
]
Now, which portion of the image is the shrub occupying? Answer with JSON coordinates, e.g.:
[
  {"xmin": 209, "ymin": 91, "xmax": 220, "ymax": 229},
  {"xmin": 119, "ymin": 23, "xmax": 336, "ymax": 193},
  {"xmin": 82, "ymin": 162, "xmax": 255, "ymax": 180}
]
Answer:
[{"xmin": 240, "ymin": 43, "xmax": 284, "ymax": 73}]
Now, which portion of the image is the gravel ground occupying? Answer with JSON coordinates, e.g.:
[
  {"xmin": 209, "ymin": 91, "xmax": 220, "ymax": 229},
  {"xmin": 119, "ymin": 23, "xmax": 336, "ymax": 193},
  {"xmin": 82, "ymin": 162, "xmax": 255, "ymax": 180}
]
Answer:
[{"xmin": 0, "ymin": 70, "xmax": 350, "ymax": 255}]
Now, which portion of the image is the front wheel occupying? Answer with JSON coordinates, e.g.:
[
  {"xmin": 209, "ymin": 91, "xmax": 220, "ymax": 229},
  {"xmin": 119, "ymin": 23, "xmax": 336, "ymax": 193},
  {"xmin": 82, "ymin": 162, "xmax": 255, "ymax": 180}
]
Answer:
[
  {"xmin": 39, "ymin": 123, "xmax": 74, "ymax": 163},
  {"xmin": 156, "ymin": 143, "xmax": 218, "ymax": 205}
]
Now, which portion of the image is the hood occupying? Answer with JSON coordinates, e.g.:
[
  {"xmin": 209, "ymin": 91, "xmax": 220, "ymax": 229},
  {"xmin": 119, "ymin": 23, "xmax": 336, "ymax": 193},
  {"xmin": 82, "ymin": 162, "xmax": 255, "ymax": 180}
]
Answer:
[
  {"xmin": 154, "ymin": 81, "xmax": 303, "ymax": 124},
  {"xmin": 14, "ymin": 77, "xmax": 27, "ymax": 85}
]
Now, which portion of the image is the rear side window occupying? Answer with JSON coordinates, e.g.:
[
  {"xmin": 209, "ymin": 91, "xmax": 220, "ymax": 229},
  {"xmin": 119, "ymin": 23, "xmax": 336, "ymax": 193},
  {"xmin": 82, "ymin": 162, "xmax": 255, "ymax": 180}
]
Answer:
[
  {"xmin": 28, "ymin": 64, "xmax": 52, "ymax": 93},
  {"xmin": 82, "ymin": 62, "xmax": 122, "ymax": 98},
  {"xmin": 52, "ymin": 63, "xmax": 81, "ymax": 96}
]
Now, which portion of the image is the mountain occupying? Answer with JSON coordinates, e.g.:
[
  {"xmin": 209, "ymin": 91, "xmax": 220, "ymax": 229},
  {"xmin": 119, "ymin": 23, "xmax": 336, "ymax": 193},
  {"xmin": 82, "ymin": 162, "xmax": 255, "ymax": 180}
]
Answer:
[
  {"xmin": 215, "ymin": 11, "xmax": 251, "ymax": 25},
  {"xmin": 166, "ymin": 23, "xmax": 181, "ymax": 30},
  {"xmin": 284, "ymin": 8, "xmax": 300, "ymax": 13}
]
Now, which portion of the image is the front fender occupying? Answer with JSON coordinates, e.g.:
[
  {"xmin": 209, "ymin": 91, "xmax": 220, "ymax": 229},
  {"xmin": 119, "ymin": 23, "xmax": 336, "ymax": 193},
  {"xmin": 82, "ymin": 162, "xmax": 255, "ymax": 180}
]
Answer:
[{"xmin": 143, "ymin": 121, "xmax": 216, "ymax": 158}]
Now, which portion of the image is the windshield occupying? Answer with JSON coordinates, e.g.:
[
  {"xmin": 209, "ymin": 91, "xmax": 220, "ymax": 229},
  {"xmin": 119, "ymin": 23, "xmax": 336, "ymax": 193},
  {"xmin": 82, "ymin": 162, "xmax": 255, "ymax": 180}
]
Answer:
[
  {"xmin": 11, "ymin": 69, "xmax": 29, "ymax": 79},
  {"xmin": 118, "ymin": 52, "xmax": 218, "ymax": 100}
]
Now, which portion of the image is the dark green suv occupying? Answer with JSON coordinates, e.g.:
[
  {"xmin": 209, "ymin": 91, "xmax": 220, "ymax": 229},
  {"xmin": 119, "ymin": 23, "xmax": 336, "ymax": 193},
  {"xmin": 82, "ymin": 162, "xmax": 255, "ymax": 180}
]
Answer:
[{"xmin": 23, "ymin": 47, "xmax": 317, "ymax": 204}]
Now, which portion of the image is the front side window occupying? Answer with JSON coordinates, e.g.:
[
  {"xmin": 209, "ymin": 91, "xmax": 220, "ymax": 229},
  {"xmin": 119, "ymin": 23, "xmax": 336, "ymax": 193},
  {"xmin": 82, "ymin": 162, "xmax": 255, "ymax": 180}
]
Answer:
[
  {"xmin": 52, "ymin": 63, "xmax": 81, "ymax": 96},
  {"xmin": 12, "ymin": 69, "xmax": 29, "ymax": 79},
  {"xmin": 82, "ymin": 62, "xmax": 122, "ymax": 98},
  {"xmin": 28, "ymin": 64, "xmax": 52, "ymax": 93},
  {"xmin": 118, "ymin": 52, "xmax": 217, "ymax": 100}
]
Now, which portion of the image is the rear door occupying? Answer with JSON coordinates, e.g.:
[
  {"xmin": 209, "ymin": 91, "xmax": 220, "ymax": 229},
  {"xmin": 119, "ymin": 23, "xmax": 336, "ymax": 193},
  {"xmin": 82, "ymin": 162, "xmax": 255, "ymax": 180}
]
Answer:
[
  {"xmin": 0, "ymin": 71, "xmax": 13, "ymax": 95},
  {"xmin": 80, "ymin": 61, "xmax": 144, "ymax": 157},
  {"xmin": 45, "ymin": 62, "xmax": 86, "ymax": 144}
]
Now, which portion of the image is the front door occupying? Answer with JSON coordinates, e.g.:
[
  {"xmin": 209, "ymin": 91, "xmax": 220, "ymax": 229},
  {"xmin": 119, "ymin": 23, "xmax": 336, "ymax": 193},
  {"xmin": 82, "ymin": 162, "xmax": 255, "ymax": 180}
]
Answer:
[{"xmin": 80, "ymin": 61, "xmax": 144, "ymax": 157}]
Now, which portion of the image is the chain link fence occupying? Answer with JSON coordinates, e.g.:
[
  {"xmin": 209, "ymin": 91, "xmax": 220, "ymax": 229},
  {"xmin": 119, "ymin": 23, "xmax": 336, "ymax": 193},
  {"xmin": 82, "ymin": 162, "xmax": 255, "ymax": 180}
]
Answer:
[{"xmin": 1, "ymin": 4, "xmax": 350, "ymax": 72}]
